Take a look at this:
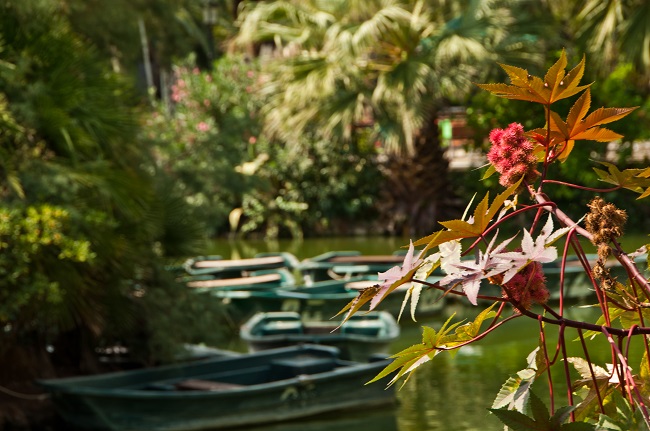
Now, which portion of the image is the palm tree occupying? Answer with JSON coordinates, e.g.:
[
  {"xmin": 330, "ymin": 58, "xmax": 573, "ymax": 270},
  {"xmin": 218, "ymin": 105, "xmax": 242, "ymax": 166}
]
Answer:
[
  {"xmin": 573, "ymin": 0, "xmax": 650, "ymax": 87},
  {"xmin": 234, "ymin": 0, "xmax": 549, "ymax": 235}
]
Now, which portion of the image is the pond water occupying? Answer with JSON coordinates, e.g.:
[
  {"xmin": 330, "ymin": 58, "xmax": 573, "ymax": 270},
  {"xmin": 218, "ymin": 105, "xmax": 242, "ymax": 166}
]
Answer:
[{"xmin": 201, "ymin": 237, "xmax": 638, "ymax": 431}]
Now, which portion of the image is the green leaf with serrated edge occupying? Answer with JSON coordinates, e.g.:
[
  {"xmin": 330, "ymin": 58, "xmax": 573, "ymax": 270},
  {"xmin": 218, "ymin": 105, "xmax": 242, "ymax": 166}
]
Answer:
[
  {"xmin": 638, "ymin": 167, "xmax": 650, "ymax": 178},
  {"xmin": 637, "ymin": 187, "xmax": 650, "ymax": 200},
  {"xmin": 493, "ymin": 376, "xmax": 523, "ymax": 409},
  {"xmin": 567, "ymin": 357, "xmax": 613, "ymax": 422},
  {"xmin": 369, "ymin": 314, "xmax": 465, "ymax": 386},
  {"xmin": 367, "ymin": 344, "xmax": 428, "ymax": 384},
  {"xmin": 551, "ymin": 406, "xmax": 576, "ymax": 429},
  {"xmin": 454, "ymin": 302, "xmax": 498, "ymax": 341},
  {"xmin": 567, "ymin": 357, "xmax": 609, "ymax": 380},
  {"xmin": 488, "ymin": 408, "xmax": 542, "ymax": 431},
  {"xmin": 560, "ymin": 421, "xmax": 597, "ymax": 431},
  {"xmin": 573, "ymin": 379, "xmax": 612, "ymax": 423},
  {"xmin": 593, "ymin": 161, "xmax": 649, "ymax": 192},
  {"xmin": 529, "ymin": 391, "xmax": 551, "ymax": 425},
  {"xmin": 492, "ymin": 370, "xmax": 535, "ymax": 412}
]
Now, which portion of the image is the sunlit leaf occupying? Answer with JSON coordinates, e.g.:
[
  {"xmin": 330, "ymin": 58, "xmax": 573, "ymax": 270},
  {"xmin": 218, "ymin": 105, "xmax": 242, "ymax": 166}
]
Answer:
[
  {"xmin": 475, "ymin": 82, "xmax": 548, "ymax": 105},
  {"xmin": 414, "ymin": 178, "xmax": 522, "ymax": 251},
  {"xmin": 593, "ymin": 161, "xmax": 649, "ymax": 193},
  {"xmin": 544, "ymin": 50, "xmax": 568, "ymax": 101},
  {"xmin": 553, "ymin": 55, "xmax": 589, "ymax": 101}
]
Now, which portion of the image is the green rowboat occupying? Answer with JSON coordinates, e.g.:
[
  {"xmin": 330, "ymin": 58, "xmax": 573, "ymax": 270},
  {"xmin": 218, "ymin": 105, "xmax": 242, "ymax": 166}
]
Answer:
[
  {"xmin": 240, "ymin": 311, "xmax": 399, "ymax": 361},
  {"xmin": 38, "ymin": 345, "xmax": 395, "ymax": 431}
]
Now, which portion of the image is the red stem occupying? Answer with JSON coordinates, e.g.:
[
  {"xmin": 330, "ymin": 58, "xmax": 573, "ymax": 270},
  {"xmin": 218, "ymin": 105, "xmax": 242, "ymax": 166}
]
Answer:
[{"xmin": 542, "ymin": 179, "xmax": 621, "ymax": 193}]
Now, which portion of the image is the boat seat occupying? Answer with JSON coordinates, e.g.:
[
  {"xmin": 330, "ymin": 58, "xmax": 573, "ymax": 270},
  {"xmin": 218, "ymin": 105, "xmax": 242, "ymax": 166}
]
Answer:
[
  {"xmin": 340, "ymin": 321, "xmax": 382, "ymax": 336},
  {"xmin": 186, "ymin": 273, "xmax": 281, "ymax": 288},
  {"xmin": 260, "ymin": 320, "xmax": 303, "ymax": 335},
  {"xmin": 175, "ymin": 379, "xmax": 244, "ymax": 391},
  {"xmin": 270, "ymin": 356, "xmax": 336, "ymax": 379}
]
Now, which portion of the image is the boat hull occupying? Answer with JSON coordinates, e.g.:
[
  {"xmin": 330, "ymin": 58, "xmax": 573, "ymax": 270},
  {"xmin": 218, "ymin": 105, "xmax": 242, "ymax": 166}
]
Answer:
[
  {"xmin": 40, "ymin": 346, "xmax": 395, "ymax": 431},
  {"xmin": 240, "ymin": 312, "xmax": 399, "ymax": 362}
]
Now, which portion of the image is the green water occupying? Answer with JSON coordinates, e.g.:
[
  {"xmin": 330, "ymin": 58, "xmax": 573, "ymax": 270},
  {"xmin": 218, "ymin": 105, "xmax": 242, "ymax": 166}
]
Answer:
[{"xmin": 205, "ymin": 236, "xmax": 645, "ymax": 431}]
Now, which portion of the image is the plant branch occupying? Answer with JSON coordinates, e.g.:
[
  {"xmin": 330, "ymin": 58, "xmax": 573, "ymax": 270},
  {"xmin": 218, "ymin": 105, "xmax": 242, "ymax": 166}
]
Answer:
[{"xmin": 542, "ymin": 179, "xmax": 621, "ymax": 193}]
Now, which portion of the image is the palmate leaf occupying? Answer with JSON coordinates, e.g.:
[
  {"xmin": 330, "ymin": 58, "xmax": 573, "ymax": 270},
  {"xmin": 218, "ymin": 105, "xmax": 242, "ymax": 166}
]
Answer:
[
  {"xmin": 490, "ymin": 392, "xmax": 595, "ymax": 431},
  {"xmin": 334, "ymin": 266, "xmax": 417, "ymax": 319},
  {"xmin": 369, "ymin": 313, "xmax": 483, "ymax": 387},
  {"xmin": 493, "ymin": 345, "xmax": 549, "ymax": 415},
  {"xmin": 568, "ymin": 357, "xmax": 615, "ymax": 423},
  {"xmin": 453, "ymin": 302, "xmax": 498, "ymax": 342},
  {"xmin": 544, "ymin": 88, "xmax": 637, "ymax": 160},
  {"xmin": 636, "ymin": 168, "xmax": 650, "ymax": 199},
  {"xmin": 593, "ymin": 161, "xmax": 650, "ymax": 194},
  {"xmin": 414, "ymin": 178, "xmax": 522, "ymax": 251},
  {"xmin": 476, "ymin": 50, "xmax": 590, "ymax": 106}
]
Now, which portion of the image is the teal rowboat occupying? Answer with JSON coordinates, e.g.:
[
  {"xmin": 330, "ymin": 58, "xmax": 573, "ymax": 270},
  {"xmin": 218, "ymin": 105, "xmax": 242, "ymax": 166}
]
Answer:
[
  {"xmin": 210, "ymin": 276, "xmax": 445, "ymax": 323},
  {"xmin": 38, "ymin": 345, "xmax": 395, "ymax": 431},
  {"xmin": 240, "ymin": 311, "xmax": 399, "ymax": 361},
  {"xmin": 299, "ymin": 251, "xmax": 406, "ymax": 283},
  {"xmin": 184, "ymin": 268, "xmax": 296, "ymax": 290},
  {"xmin": 209, "ymin": 278, "xmax": 361, "ymax": 323},
  {"xmin": 183, "ymin": 252, "xmax": 300, "ymax": 277}
]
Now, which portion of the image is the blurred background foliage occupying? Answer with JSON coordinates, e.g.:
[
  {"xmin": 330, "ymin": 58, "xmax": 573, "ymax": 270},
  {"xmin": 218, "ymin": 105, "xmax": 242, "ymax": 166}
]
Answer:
[{"xmin": 1, "ymin": 0, "xmax": 649, "ymax": 378}]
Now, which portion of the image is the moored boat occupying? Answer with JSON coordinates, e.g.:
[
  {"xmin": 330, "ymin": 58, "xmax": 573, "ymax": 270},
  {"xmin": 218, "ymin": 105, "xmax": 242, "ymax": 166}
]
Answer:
[
  {"xmin": 38, "ymin": 345, "xmax": 396, "ymax": 431},
  {"xmin": 183, "ymin": 268, "xmax": 296, "ymax": 290},
  {"xmin": 240, "ymin": 311, "xmax": 399, "ymax": 361},
  {"xmin": 209, "ymin": 275, "xmax": 444, "ymax": 323},
  {"xmin": 183, "ymin": 252, "xmax": 300, "ymax": 277},
  {"xmin": 299, "ymin": 251, "xmax": 407, "ymax": 283}
]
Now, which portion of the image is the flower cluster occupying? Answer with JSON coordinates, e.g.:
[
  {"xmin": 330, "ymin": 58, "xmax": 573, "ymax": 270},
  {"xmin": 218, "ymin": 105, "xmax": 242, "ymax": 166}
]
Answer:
[
  {"xmin": 502, "ymin": 260, "xmax": 549, "ymax": 310},
  {"xmin": 487, "ymin": 123, "xmax": 539, "ymax": 188}
]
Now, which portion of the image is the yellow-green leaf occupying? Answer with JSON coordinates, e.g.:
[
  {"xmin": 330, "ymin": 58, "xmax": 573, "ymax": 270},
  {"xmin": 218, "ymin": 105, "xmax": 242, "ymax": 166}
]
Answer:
[
  {"xmin": 544, "ymin": 49, "xmax": 567, "ymax": 101},
  {"xmin": 553, "ymin": 55, "xmax": 590, "ymax": 101}
]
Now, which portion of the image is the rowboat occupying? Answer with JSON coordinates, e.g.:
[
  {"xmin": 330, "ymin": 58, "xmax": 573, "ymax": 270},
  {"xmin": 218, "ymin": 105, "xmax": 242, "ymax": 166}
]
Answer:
[
  {"xmin": 240, "ymin": 311, "xmax": 399, "ymax": 361},
  {"xmin": 182, "ymin": 252, "xmax": 300, "ymax": 277},
  {"xmin": 38, "ymin": 345, "xmax": 396, "ymax": 431},
  {"xmin": 183, "ymin": 268, "xmax": 296, "ymax": 290},
  {"xmin": 208, "ymin": 278, "xmax": 362, "ymax": 323},
  {"xmin": 208, "ymin": 275, "xmax": 445, "ymax": 323},
  {"xmin": 299, "ymin": 251, "xmax": 407, "ymax": 283}
]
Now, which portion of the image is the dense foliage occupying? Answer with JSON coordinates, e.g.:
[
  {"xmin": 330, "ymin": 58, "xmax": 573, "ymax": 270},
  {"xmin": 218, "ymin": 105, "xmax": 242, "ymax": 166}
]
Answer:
[
  {"xmin": 143, "ymin": 55, "xmax": 381, "ymax": 238},
  {"xmin": 0, "ymin": 1, "xmax": 227, "ymax": 381}
]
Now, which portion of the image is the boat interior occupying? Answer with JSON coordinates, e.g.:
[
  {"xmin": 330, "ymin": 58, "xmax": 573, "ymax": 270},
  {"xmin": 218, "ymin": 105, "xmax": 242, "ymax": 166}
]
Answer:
[{"xmin": 139, "ymin": 354, "xmax": 350, "ymax": 392}]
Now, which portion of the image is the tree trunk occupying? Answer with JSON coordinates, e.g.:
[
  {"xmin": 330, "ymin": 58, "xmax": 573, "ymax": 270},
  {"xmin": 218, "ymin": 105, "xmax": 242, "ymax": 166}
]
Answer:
[{"xmin": 377, "ymin": 114, "xmax": 456, "ymax": 237}]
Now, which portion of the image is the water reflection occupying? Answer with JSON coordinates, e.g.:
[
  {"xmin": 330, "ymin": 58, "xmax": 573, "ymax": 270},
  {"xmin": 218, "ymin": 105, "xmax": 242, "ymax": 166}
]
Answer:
[{"xmin": 236, "ymin": 407, "xmax": 399, "ymax": 431}]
